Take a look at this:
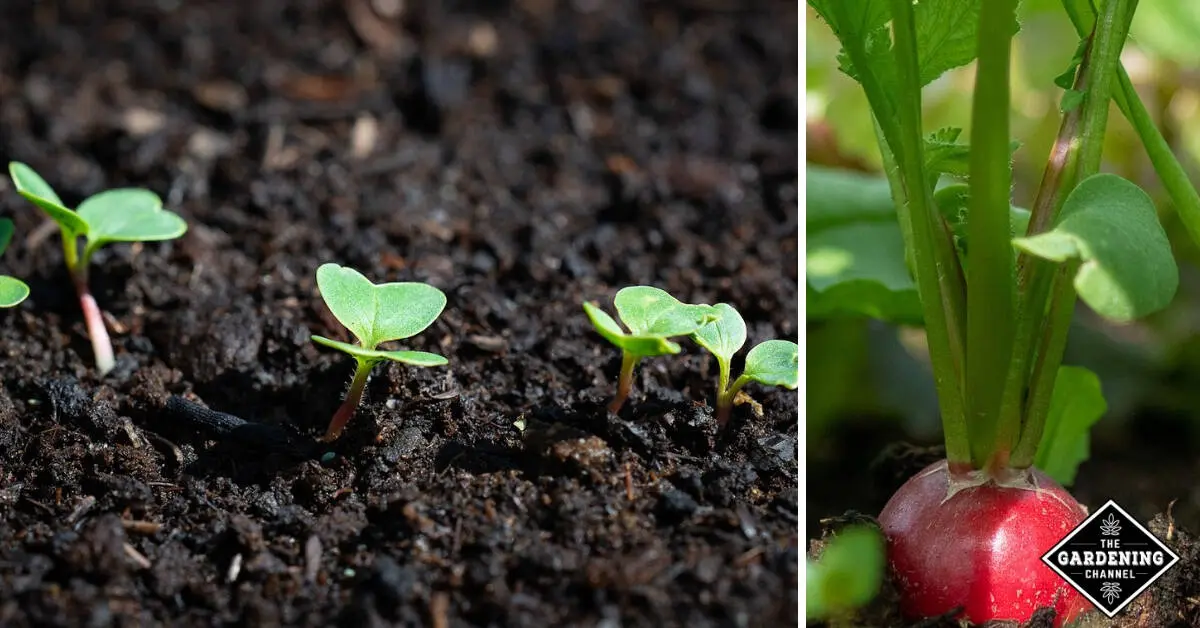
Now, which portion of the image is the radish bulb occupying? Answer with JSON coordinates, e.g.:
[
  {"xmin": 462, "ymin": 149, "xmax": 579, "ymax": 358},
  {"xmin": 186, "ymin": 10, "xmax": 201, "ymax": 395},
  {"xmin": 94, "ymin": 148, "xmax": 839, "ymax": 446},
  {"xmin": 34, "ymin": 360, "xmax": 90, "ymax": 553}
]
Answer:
[{"xmin": 878, "ymin": 460, "xmax": 1094, "ymax": 626}]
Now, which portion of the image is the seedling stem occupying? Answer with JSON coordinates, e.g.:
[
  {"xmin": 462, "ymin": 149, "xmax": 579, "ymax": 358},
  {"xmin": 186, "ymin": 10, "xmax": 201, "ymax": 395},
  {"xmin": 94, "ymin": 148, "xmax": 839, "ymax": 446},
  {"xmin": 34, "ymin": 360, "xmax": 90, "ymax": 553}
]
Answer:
[
  {"xmin": 325, "ymin": 358, "xmax": 374, "ymax": 442},
  {"xmin": 610, "ymin": 352, "xmax": 639, "ymax": 414}
]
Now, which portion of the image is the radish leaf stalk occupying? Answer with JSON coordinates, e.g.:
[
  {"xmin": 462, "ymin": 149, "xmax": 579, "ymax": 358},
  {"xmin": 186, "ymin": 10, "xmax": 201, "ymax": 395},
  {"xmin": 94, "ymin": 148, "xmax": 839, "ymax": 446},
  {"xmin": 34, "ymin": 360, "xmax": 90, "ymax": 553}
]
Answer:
[{"xmin": 7, "ymin": 162, "xmax": 187, "ymax": 374}]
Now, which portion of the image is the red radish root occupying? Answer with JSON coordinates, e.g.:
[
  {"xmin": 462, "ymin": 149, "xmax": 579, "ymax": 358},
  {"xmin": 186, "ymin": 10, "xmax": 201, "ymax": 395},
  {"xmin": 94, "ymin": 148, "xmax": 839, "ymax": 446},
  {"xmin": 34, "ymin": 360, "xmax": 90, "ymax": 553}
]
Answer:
[{"xmin": 878, "ymin": 460, "xmax": 1093, "ymax": 626}]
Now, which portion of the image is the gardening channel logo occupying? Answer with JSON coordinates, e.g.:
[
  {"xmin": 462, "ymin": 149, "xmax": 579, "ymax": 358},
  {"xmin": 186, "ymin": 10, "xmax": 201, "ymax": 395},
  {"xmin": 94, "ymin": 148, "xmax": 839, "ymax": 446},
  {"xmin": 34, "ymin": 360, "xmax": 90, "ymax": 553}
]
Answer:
[{"xmin": 1042, "ymin": 500, "xmax": 1179, "ymax": 617}]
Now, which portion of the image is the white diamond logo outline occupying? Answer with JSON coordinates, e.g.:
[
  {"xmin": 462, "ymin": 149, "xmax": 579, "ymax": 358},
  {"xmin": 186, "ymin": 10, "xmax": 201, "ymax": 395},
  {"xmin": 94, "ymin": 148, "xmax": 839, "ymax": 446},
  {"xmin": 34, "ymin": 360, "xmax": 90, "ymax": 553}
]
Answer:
[{"xmin": 1041, "ymin": 500, "xmax": 1180, "ymax": 618}]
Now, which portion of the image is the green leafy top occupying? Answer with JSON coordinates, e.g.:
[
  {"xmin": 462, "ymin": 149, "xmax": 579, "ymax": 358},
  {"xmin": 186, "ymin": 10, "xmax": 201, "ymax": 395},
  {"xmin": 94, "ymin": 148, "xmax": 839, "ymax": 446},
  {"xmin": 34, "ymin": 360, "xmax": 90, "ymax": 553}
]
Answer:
[
  {"xmin": 583, "ymin": 286, "xmax": 717, "ymax": 358},
  {"xmin": 311, "ymin": 263, "xmax": 449, "ymax": 367},
  {"xmin": 8, "ymin": 162, "xmax": 187, "ymax": 254},
  {"xmin": 0, "ymin": 218, "xmax": 30, "ymax": 308}
]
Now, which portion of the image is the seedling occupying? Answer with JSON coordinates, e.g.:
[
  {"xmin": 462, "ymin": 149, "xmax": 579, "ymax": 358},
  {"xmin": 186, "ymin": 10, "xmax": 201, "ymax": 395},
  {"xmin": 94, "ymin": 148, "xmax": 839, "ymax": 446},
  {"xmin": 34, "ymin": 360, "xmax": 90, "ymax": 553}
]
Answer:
[
  {"xmin": 7, "ymin": 163, "xmax": 187, "ymax": 374},
  {"xmin": 311, "ymin": 263, "xmax": 448, "ymax": 442},
  {"xmin": 582, "ymin": 286, "xmax": 717, "ymax": 413},
  {"xmin": 0, "ymin": 218, "xmax": 30, "ymax": 308},
  {"xmin": 692, "ymin": 303, "xmax": 798, "ymax": 426},
  {"xmin": 810, "ymin": 0, "xmax": 1194, "ymax": 624}
]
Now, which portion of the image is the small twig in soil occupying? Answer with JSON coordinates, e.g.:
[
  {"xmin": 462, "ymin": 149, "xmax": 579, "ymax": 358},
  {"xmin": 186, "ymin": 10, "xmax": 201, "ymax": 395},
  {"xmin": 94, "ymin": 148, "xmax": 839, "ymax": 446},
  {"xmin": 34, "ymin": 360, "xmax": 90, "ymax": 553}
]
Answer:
[
  {"xmin": 624, "ymin": 462, "xmax": 635, "ymax": 501},
  {"xmin": 429, "ymin": 591, "xmax": 450, "ymax": 628},
  {"xmin": 1167, "ymin": 498, "xmax": 1178, "ymax": 542},
  {"xmin": 123, "ymin": 543, "xmax": 152, "ymax": 570},
  {"xmin": 121, "ymin": 519, "xmax": 163, "ymax": 536}
]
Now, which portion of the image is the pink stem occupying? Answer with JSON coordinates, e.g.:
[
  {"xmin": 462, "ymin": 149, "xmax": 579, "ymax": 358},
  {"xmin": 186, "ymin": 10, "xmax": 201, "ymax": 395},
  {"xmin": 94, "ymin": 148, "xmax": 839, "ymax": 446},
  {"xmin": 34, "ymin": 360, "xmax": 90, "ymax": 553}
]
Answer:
[{"xmin": 75, "ymin": 276, "xmax": 114, "ymax": 376}]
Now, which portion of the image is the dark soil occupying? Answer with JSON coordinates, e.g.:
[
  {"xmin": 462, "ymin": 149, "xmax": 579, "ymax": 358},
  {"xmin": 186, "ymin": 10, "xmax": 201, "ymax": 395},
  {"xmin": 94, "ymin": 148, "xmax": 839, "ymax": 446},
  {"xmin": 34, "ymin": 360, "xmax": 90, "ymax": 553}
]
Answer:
[{"xmin": 0, "ymin": 1, "xmax": 799, "ymax": 626}]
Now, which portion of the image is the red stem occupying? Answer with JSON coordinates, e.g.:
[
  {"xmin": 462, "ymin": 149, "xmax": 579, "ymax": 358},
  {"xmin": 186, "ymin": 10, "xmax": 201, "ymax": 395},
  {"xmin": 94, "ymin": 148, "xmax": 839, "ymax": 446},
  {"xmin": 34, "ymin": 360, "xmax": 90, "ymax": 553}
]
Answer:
[{"xmin": 321, "ymin": 361, "xmax": 373, "ymax": 441}]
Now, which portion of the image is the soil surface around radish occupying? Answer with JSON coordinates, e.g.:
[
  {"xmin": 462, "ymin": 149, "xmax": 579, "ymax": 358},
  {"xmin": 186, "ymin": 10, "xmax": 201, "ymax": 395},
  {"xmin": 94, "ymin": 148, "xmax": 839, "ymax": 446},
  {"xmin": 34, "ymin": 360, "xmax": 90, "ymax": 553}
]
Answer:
[{"xmin": 0, "ymin": 2, "xmax": 800, "ymax": 626}]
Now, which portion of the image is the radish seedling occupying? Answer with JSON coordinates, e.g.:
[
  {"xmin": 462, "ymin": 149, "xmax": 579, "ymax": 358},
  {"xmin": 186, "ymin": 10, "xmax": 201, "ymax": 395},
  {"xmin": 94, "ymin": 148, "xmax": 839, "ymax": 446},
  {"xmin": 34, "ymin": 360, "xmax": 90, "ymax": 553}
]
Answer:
[
  {"xmin": 691, "ymin": 303, "xmax": 798, "ymax": 425},
  {"xmin": 7, "ymin": 162, "xmax": 186, "ymax": 374},
  {"xmin": 0, "ymin": 218, "xmax": 30, "ymax": 308},
  {"xmin": 311, "ymin": 263, "xmax": 447, "ymax": 442},
  {"xmin": 582, "ymin": 286, "xmax": 716, "ymax": 413},
  {"xmin": 811, "ymin": 0, "xmax": 1192, "ymax": 623}
]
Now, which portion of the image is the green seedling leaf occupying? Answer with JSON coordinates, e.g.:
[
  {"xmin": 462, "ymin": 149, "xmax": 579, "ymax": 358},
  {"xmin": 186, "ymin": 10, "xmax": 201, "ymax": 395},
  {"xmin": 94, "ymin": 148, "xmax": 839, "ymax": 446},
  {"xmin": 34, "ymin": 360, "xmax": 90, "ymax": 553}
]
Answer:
[
  {"xmin": 692, "ymin": 303, "xmax": 746, "ymax": 365},
  {"xmin": 614, "ymin": 286, "xmax": 717, "ymax": 337},
  {"xmin": 806, "ymin": 525, "xmax": 885, "ymax": 620},
  {"xmin": 315, "ymin": 262, "xmax": 448, "ymax": 353},
  {"xmin": 743, "ymin": 340, "xmax": 799, "ymax": 390},
  {"xmin": 582, "ymin": 301, "xmax": 682, "ymax": 356},
  {"xmin": 77, "ymin": 189, "xmax": 187, "ymax": 247},
  {"xmin": 1035, "ymin": 366, "xmax": 1107, "ymax": 486},
  {"xmin": 1014, "ymin": 173, "xmax": 1178, "ymax": 322},
  {"xmin": 0, "ymin": 218, "xmax": 29, "ymax": 308},
  {"xmin": 583, "ymin": 287, "xmax": 716, "ymax": 358},
  {"xmin": 8, "ymin": 162, "xmax": 88, "ymax": 235},
  {"xmin": 0, "ymin": 276, "xmax": 28, "ymax": 308},
  {"xmin": 311, "ymin": 336, "xmax": 448, "ymax": 366}
]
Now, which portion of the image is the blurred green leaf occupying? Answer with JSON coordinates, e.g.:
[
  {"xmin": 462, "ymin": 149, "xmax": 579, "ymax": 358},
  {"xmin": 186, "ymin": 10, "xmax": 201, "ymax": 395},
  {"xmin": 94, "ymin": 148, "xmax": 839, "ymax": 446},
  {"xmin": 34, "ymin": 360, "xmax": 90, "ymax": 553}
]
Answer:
[
  {"xmin": 806, "ymin": 526, "xmax": 886, "ymax": 620},
  {"xmin": 1131, "ymin": 0, "xmax": 1200, "ymax": 65},
  {"xmin": 808, "ymin": 222, "xmax": 922, "ymax": 323},
  {"xmin": 1035, "ymin": 366, "xmax": 1107, "ymax": 486}
]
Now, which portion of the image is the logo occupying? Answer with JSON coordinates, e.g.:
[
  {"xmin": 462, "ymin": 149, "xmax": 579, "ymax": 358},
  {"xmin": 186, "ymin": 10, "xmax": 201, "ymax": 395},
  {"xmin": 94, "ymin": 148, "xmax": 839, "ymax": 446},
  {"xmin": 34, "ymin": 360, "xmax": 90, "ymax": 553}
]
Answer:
[{"xmin": 1042, "ymin": 500, "xmax": 1179, "ymax": 617}]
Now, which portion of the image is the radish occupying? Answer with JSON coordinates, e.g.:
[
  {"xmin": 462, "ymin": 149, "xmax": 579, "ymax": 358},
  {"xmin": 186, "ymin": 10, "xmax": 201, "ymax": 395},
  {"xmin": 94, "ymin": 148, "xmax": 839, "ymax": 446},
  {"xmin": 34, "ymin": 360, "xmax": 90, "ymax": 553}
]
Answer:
[
  {"xmin": 808, "ymin": 0, "xmax": 1187, "ymax": 624},
  {"xmin": 878, "ymin": 461, "xmax": 1092, "ymax": 626}
]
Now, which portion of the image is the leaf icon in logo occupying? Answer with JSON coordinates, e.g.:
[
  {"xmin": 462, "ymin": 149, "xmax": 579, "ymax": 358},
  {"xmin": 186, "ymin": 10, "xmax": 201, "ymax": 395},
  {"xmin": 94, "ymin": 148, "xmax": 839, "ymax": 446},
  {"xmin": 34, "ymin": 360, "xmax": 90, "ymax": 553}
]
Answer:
[
  {"xmin": 1100, "ymin": 581, "xmax": 1122, "ymax": 604},
  {"xmin": 1099, "ymin": 513, "xmax": 1122, "ymax": 536}
]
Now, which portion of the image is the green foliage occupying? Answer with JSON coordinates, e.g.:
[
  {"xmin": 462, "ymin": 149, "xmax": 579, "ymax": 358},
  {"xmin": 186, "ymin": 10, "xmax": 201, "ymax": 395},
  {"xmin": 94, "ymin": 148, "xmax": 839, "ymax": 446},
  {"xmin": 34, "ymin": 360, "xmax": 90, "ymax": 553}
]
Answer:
[
  {"xmin": 806, "ymin": 525, "xmax": 886, "ymax": 620},
  {"xmin": 806, "ymin": 166, "xmax": 921, "ymax": 323},
  {"xmin": 311, "ymin": 263, "xmax": 448, "ymax": 367},
  {"xmin": 809, "ymin": 0, "xmax": 1004, "ymax": 114},
  {"xmin": 1035, "ymin": 366, "xmax": 1107, "ymax": 486},
  {"xmin": 0, "ymin": 218, "xmax": 30, "ymax": 308},
  {"xmin": 8, "ymin": 162, "xmax": 187, "ymax": 268},
  {"xmin": 582, "ymin": 286, "xmax": 716, "ymax": 358},
  {"xmin": 1014, "ymin": 174, "xmax": 1178, "ymax": 322}
]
